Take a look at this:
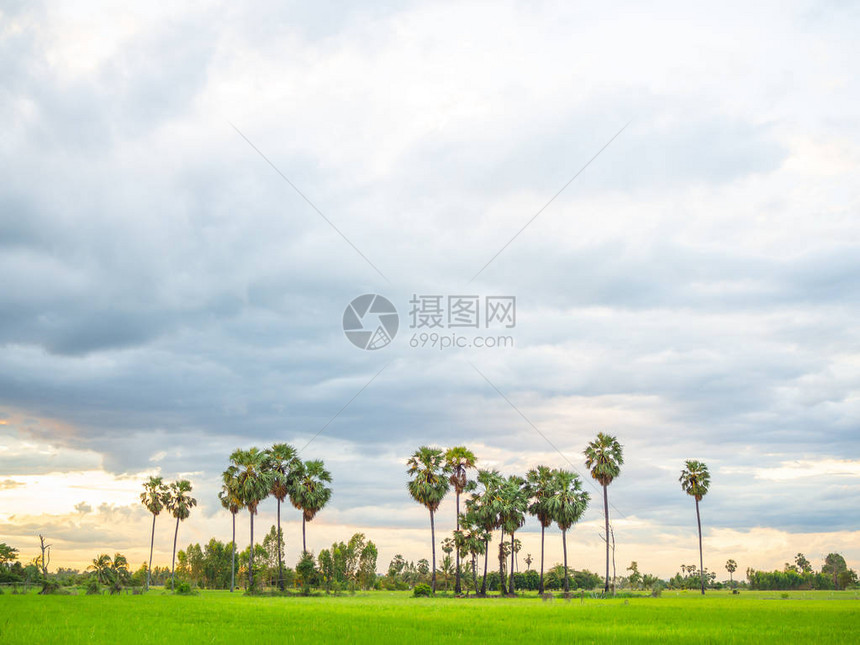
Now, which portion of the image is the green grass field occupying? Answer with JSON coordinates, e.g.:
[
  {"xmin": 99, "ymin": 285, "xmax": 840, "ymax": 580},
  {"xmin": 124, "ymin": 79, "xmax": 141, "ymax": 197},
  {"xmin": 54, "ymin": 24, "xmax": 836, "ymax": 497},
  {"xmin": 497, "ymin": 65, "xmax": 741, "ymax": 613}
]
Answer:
[{"xmin": 1, "ymin": 589, "xmax": 858, "ymax": 644}]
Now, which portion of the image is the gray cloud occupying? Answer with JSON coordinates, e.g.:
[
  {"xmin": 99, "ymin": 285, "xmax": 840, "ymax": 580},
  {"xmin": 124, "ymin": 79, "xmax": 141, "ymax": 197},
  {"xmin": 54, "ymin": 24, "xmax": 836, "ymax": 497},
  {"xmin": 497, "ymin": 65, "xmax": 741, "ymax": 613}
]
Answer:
[{"xmin": 1, "ymin": 0, "xmax": 859, "ymax": 566}]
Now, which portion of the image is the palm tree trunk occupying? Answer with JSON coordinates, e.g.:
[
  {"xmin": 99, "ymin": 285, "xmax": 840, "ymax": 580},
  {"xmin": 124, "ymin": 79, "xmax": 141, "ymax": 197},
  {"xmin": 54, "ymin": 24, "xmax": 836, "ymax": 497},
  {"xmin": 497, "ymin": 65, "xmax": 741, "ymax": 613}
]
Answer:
[
  {"xmin": 509, "ymin": 531, "xmax": 516, "ymax": 595},
  {"xmin": 481, "ymin": 538, "xmax": 489, "ymax": 595},
  {"xmin": 430, "ymin": 509, "xmax": 437, "ymax": 593},
  {"xmin": 171, "ymin": 516, "xmax": 179, "ymax": 592},
  {"xmin": 472, "ymin": 554, "xmax": 479, "ymax": 594},
  {"xmin": 603, "ymin": 484, "xmax": 610, "ymax": 594},
  {"xmin": 230, "ymin": 512, "xmax": 236, "ymax": 592},
  {"xmin": 249, "ymin": 510, "xmax": 255, "ymax": 590},
  {"xmin": 454, "ymin": 490, "xmax": 461, "ymax": 594},
  {"xmin": 696, "ymin": 498, "xmax": 705, "ymax": 595},
  {"xmin": 539, "ymin": 524, "xmax": 545, "ymax": 594},
  {"xmin": 498, "ymin": 530, "xmax": 507, "ymax": 595},
  {"xmin": 562, "ymin": 528, "xmax": 569, "ymax": 593},
  {"xmin": 302, "ymin": 516, "xmax": 307, "ymax": 554},
  {"xmin": 277, "ymin": 498, "xmax": 284, "ymax": 592},
  {"xmin": 147, "ymin": 513, "xmax": 156, "ymax": 591}
]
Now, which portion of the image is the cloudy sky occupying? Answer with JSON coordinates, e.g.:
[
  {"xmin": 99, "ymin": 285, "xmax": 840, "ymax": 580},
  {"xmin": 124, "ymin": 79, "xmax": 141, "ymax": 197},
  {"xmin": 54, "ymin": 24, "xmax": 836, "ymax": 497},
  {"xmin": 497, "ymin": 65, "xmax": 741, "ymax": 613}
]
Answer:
[{"xmin": 1, "ymin": 0, "xmax": 858, "ymax": 578}]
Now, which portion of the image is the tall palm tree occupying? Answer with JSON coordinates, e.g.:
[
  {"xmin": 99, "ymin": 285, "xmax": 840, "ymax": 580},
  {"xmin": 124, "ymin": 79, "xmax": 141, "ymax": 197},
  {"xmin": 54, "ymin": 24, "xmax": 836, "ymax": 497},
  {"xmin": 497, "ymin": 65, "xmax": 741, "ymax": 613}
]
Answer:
[
  {"xmin": 444, "ymin": 446, "xmax": 477, "ymax": 594},
  {"xmin": 289, "ymin": 459, "xmax": 333, "ymax": 554},
  {"xmin": 467, "ymin": 468, "xmax": 503, "ymax": 595},
  {"xmin": 166, "ymin": 479, "xmax": 197, "ymax": 592},
  {"xmin": 526, "ymin": 465, "xmax": 557, "ymax": 593},
  {"xmin": 265, "ymin": 443, "xmax": 299, "ymax": 592},
  {"xmin": 406, "ymin": 446, "xmax": 450, "ymax": 593},
  {"xmin": 139, "ymin": 475, "xmax": 168, "ymax": 591},
  {"xmin": 680, "ymin": 459, "xmax": 710, "ymax": 595},
  {"xmin": 584, "ymin": 432, "xmax": 624, "ymax": 594},
  {"xmin": 229, "ymin": 447, "xmax": 271, "ymax": 591},
  {"xmin": 546, "ymin": 469, "xmax": 590, "ymax": 593},
  {"xmin": 499, "ymin": 475, "xmax": 528, "ymax": 595},
  {"xmin": 218, "ymin": 466, "xmax": 244, "ymax": 593}
]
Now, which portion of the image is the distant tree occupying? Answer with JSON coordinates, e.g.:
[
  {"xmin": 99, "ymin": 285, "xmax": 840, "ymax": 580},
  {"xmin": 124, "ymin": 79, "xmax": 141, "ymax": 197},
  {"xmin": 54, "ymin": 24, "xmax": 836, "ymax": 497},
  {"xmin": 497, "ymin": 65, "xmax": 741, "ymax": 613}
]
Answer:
[
  {"xmin": 679, "ymin": 460, "xmax": 711, "ymax": 595},
  {"xmin": 38, "ymin": 535, "xmax": 51, "ymax": 581},
  {"xmin": 265, "ymin": 443, "xmax": 300, "ymax": 591},
  {"xmin": 290, "ymin": 459, "xmax": 333, "ymax": 554},
  {"xmin": 0, "ymin": 543, "xmax": 19, "ymax": 568},
  {"xmin": 837, "ymin": 570, "xmax": 857, "ymax": 590},
  {"xmin": 547, "ymin": 470, "xmax": 590, "ymax": 592},
  {"xmin": 626, "ymin": 561, "xmax": 642, "ymax": 589},
  {"xmin": 467, "ymin": 469, "xmax": 504, "ymax": 595},
  {"xmin": 584, "ymin": 432, "xmax": 624, "ymax": 594},
  {"xmin": 440, "ymin": 537, "xmax": 455, "ymax": 590},
  {"xmin": 406, "ymin": 446, "xmax": 450, "ymax": 593},
  {"xmin": 88, "ymin": 553, "xmax": 129, "ymax": 592},
  {"xmin": 726, "ymin": 559, "xmax": 738, "ymax": 586},
  {"xmin": 525, "ymin": 553, "xmax": 533, "ymax": 571},
  {"xmin": 89, "ymin": 554, "xmax": 112, "ymax": 585},
  {"xmin": 218, "ymin": 467, "xmax": 244, "ymax": 592},
  {"xmin": 794, "ymin": 553, "xmax": 812, "ymax": 574},
  {"xmin": 526, "ymin": 465, "xmax": 558, "ymax": 593},
  {"xmin": 444, "ymin": 446, "xmax": 477, "ymax": 594},
  {"xmin": 296, "ymin": 552, "xmax": 317, "ymax": 593},
  {"xmin": 454, "ymin": 511, "xmax": 489, "ymax": 595},
  {"xmin": 230, "ymin": 447, "xmax": 271, "ymax": 590},
  {"xmin": 140, "ymin": 476, "xmax": 169, "ymax": 591},
  {"xmin": 166, "ymin": 479, "xmax": 197, "ymax": 592},
  {"xmin": 498, "ymin": 475, "xmax": 528, "ymax": 595},
  {"xmin": 823, "ymin": 553, "xmax": 848, "ymax": 589}
]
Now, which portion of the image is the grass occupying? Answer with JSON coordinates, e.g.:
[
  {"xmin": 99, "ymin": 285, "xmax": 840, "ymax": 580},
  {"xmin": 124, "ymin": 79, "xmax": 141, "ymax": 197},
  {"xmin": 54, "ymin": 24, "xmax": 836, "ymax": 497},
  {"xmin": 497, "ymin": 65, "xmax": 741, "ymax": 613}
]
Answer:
[{"xmin": 0, "ymin": 589, "xmax": 858, "ymax": 644}]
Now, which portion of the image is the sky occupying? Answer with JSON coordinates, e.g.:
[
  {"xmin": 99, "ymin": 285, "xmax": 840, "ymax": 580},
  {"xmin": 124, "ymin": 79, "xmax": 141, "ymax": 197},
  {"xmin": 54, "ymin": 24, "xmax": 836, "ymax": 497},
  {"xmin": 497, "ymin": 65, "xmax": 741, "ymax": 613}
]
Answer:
[{"xmin": 1, "ymin": 0, "xmax": 858, "ymax": 579}]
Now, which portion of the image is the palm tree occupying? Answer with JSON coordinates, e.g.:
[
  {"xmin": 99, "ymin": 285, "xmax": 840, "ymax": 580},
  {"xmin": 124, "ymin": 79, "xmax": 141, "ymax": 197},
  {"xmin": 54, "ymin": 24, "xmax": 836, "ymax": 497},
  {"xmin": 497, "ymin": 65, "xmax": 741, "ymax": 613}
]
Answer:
[
  {"xmin": 680, "ymin": 459, "xmax": 710, "ymax": 595},
  {"xmin": 218, "ymin": 466, "xmax": 244, "ymax": 593},
  {"xmin": 139, "ymin": 475, "xmax": 168, "ymax": 591},
  {"xmin": 88, "ymin": 554, "xmax": 112, "ymax": 585},
  {"xmin": 546, "ymin": 469, "xmax": 590, "ymax": 593},
  {"xmin": 444, "ymin": 446, "xmax": 477, "ymax": 594},
  {"xmin": 454, "ymin": 510, "xmax": 490, "ymax": 595},
  {"xmin": 265, "ymin": 443, "xmax": 299, "ymax": 591},
  {"xmin": 289, "ymin": 459, "xmax": 333, "ymax": 553},
  {"xmin": 406, "ymin": 446, "xmax": 450, "ymax": 593},
  {"xmin": 498, "ymin": 475, "xmax": 528, "ymax": 595},
  {"xmin": 584, "ymin": 432, "xmax": 624, "ymax": 594},
  {"xmin": 467, "ymin": 468, "xmax": 503, "ymax": 595},
  {"xmin": 166, "ymin": 479, "xmax": 197, "ymax": 592},
  {"xmin": 229, "ymin": 447, "xmax": 271, "ymax": 591},
  {"xmin": 109, "ymin": 553, "xmax": 130, "ymax": 593},
  {"xmin": 526, "ymin": 465, "xmax": 557, "ymax": 594},
  {"xmin": 726, "ymin": 559, "xmax": 737, "ymax": 587}
]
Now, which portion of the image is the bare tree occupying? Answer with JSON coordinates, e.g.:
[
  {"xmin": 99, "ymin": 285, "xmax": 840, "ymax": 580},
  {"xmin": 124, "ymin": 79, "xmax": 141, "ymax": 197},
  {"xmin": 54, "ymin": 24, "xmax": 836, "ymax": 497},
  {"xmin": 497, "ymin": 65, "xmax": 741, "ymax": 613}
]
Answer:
[{"xmin": 38, "ymin": 535, "xmax": 51, "ymax": 580}]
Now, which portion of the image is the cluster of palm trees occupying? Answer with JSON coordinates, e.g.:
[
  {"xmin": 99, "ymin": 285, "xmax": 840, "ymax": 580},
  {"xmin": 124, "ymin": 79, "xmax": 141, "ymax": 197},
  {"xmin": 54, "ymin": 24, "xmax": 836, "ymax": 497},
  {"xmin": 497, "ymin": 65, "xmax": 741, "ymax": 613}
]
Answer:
[
  {"xmin": 218, "ymin": 444, "xmax": 332, "ymax": 592},
  {"xmin": 88, "ymin": 553, "xmax": 130, "ymax": 592},
  {"xmin": 140, "ymin": 477, "xmax": 197, "ymax": 591},
  {"xmin": 408, "ymin": 436, "xmax": 713, "ymax": 597}
]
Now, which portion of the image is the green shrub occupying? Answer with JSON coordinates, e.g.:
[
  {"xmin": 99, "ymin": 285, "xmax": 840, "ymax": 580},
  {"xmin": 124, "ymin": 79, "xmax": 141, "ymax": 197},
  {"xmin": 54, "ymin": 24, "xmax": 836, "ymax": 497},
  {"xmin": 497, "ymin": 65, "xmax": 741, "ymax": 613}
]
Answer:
[
  {"xmin": 412, "ymin": 583, "xmax": 432, "ymax": 597},
  {"xmin": 175, "ymin": 581, "xmax": 195, "ymax": 595},
  {"xmin": 651, "ymin": 583, "xmax": 663, "ymax": 598},
  {"xmin": 85, "ymin": 580, "xmax": 101, "ymax": 595}
]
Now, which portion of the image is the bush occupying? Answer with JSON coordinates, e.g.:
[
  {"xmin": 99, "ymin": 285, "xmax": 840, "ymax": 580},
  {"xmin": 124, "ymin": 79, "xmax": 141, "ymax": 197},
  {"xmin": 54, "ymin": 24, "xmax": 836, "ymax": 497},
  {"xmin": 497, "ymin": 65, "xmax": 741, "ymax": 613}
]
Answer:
[
  {"xmin": 413, "ymin": 583, "xmax": 432, "ymax": 597},
  {"xmin": 175, "ymin": 581, "xmax": 195, "ymax": 595},
  {"xmin": 650, "ymin": 584, "xmax": 663, "ymax": 598},
  {"xmin": 86, "ymin": 580, "xmax": 101, "ymax": 595}
]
